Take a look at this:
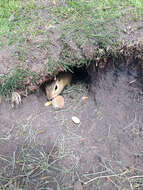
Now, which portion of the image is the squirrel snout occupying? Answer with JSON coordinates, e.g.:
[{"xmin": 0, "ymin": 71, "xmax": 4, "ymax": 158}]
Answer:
[{"xmin": 47, "ymin": 97, "xmax": 52, "ymax": 101}]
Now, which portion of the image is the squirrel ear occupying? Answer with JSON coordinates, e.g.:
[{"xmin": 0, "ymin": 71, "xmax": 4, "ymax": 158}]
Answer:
[{"xmin": 54, "ymin": 76, "xmax": 56, "ymax": 81}]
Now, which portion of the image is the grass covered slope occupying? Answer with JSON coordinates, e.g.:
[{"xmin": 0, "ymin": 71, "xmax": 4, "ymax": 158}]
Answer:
[
  {"xmin": 0, "ymin": 0, "xmax": 143, "ymax": 96},
  {"xmin": 1, "ymin": 0, "xmax": 142, "ymax": 46},
  {"xmin": 53, "ymin": 0, "xmax": 143, "ymax": 45}
]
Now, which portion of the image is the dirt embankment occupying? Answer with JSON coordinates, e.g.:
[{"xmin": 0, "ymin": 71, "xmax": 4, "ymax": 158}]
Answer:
[
  {"xmin": 0, "ymin": 1, "xmax": 143, "ymax": 93},
  {"xmin": 0, "ymin": 1, "xmax": 143, "ymax": 190}
]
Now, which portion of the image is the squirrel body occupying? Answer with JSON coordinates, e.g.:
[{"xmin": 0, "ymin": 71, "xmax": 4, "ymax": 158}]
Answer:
[{"xmin": 46, "ymin": 72, "xmax": 72, "ymax": 100}]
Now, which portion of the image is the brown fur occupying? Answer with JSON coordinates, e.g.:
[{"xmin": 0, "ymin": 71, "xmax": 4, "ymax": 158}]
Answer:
[{"xmin": 46, "ymin": 72, "xmax": 72, "ymax": 100}]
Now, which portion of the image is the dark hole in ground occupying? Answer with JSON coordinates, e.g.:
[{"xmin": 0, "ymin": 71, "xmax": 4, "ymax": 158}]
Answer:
[
  {"xmin": 40, "ymin": 66, "xmax": 90, "ymax": 98},
  {"xmin": 72, "ymin": 66, "xmax": 91, "ymax": 84}
]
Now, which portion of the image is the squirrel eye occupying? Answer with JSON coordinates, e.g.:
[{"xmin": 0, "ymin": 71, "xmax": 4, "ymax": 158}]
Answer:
[{"xmin": 55, "ymin": 85, "xmax": 58, "ymax": 91}]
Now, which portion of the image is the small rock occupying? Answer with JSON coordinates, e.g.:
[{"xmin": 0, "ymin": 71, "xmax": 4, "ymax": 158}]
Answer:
[
  {"xmin": 81, "ymin": 96, "xmax": 88, "ymax": 100},
  {"xmin": 52, "ymin": 95, "xmax": 64, "ymax": 109},
  {"xmin": 44, "ymin": 101, "xmax": 52, "ymax": 107},
  {"xmin": 72, "ymin": 116, "xmax": 80, "ymax": 124}
]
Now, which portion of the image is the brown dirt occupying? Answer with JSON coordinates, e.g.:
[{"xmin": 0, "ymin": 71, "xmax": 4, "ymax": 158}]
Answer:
[
  {"xmin": 0, "ymin": 60, "xmax": 143, "ymax": 189},
  {"xmin": 0, "ymin": 1, "xmax": 143, "ymax": 80}
]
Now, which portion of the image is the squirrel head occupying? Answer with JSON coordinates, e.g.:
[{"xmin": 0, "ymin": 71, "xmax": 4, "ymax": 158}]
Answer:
[{"xmin": 46, "ymin": 77, "xmax": 61, "ymax": 100}]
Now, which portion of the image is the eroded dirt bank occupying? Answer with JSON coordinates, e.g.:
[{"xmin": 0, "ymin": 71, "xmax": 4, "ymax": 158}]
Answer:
[{"xmin": 0, "ymin": 58, "xmax": 143, "ymax": 189}]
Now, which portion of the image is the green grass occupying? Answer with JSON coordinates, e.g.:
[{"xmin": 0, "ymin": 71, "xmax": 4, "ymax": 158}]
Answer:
[
  {"xmin": 0, "ymin": 66, "xmax": 40, "ymax": 97},
  {"xmin": 0, "ymin": 0, "xmax": 143, "ymax": 96},
  {"xmin": 1, "ymin": 0, "xmax": 142, "ymax": 49},
  {"xmin": 53, "ymin": 0, "xmax": 143, "ymax": 47},
  {"xmin": 0, "ymin": 0, "xmax": 37, "ymax": 46}
]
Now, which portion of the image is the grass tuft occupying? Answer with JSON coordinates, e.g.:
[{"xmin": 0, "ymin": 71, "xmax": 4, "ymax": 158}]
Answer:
[{"xmin": 0, "ymin": 66, "xmax": 39, "ymax": 97}]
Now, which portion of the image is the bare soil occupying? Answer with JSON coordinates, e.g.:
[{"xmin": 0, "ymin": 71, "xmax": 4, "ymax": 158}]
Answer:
[
  {"xmin": 0, "ymin": 61, "xmax": 143, "ymax": 189},
  {"xmin": 0, "ymin": 2, "xmax": 143, "ymax": 189}
]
